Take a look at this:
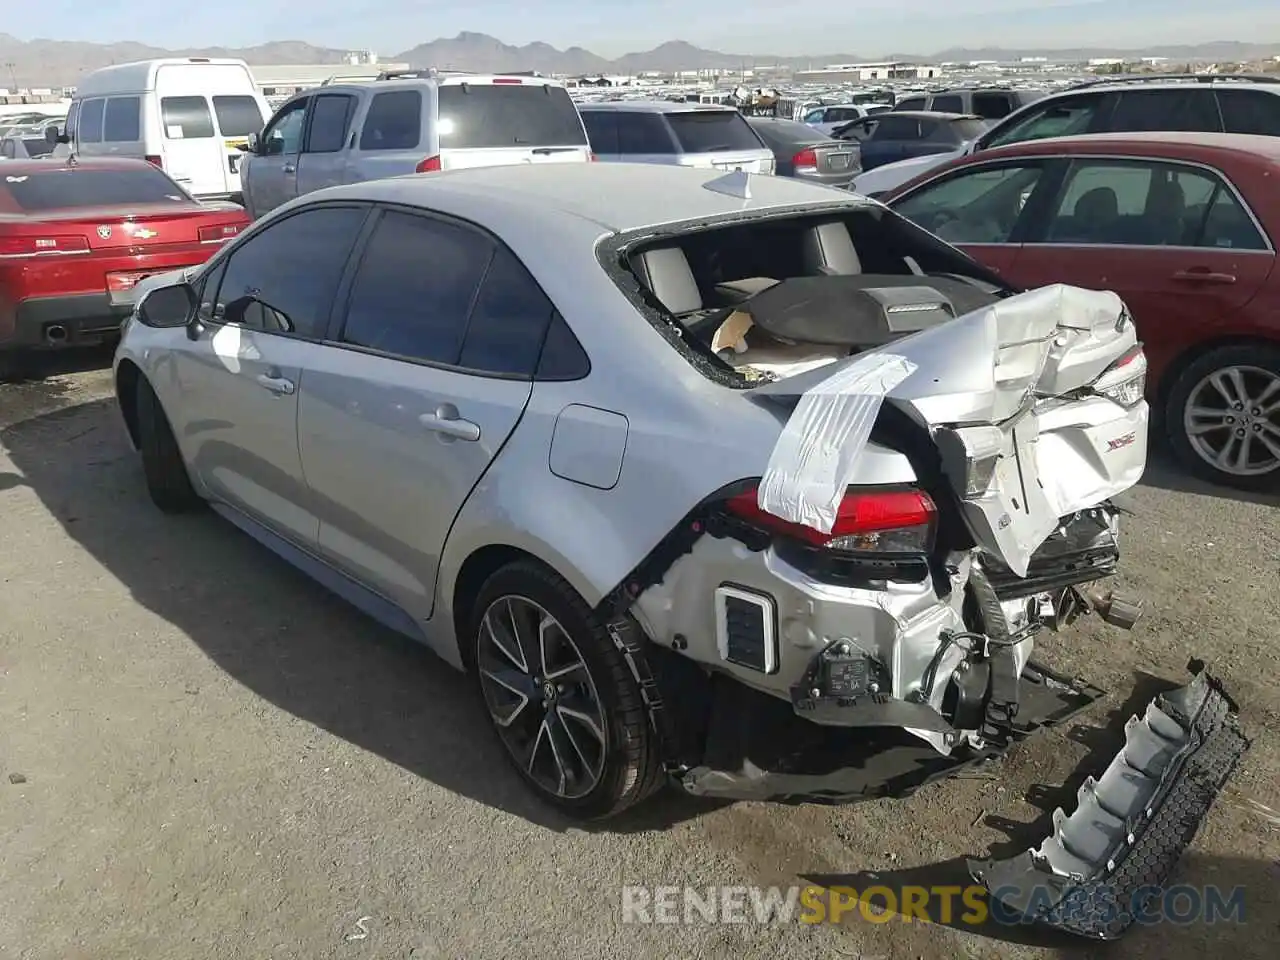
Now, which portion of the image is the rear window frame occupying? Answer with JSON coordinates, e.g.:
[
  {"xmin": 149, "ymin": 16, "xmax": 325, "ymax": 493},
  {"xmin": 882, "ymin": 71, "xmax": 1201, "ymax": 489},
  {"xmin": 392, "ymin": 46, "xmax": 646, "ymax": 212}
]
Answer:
[{"xmin": 436, "ymin": 82, "xmax": 588, "ymax": 151}]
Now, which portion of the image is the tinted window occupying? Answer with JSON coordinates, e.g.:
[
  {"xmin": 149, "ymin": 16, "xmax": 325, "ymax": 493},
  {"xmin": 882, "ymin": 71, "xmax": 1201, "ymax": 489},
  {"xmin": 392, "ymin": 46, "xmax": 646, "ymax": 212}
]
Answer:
[
  {"xmin": 1043, "ymin": 159, "xmax": 1252, "ymax": 247},
  {"xmin": 827, "ymin": 108, "xmax": 861, "ymax": 122},
  {"xmin": 581, "ymin": 111, "xmax": 619, "ymax": 153},
  {"xmin": 983, "ymin": 93, "xmax": 1103, "ymax": 148},
  {"xmin": 0, "ymin": 166, "xmax": 190, "ymax": 211},
  {"xmin": 895, "ymin": 97, "xmax": 927, "ymax": 111},
  {"xmin": 359, "ymin": 90, "xmax": 422, "ymax": 151},
  {"xmin": 949, "ymin": 118, "xmax": 988, "ymax": 140},
  {"xmin": 617, "ymin": 113, "xmax": 676, "ymax": 153},
  {"xmin": 1197, "ymin": 186, "xmax": 1267, "ymax": 250},
  {"xmin": 213, "ymin": 206, "xmax": 367, "ymax": 337},
  {"xmin": 263, "ymin": 101, "xmax": 307, "ymax": 155},
  {"xmin": 212, "ymin": 95, "xmax": 265, "ymax": 137},
  {"xmin": 64, "ymin": 100, "xmax": 80, "ymax": 138},
  {"xmin": 103, "ymin": 97, "xmax": 141, "ymax": 142},
  {"xmin": 749, "ymin": 119, "xmax": 828, "ymax": 148},
  {"xmin": 664, "ymin": 111, "xmax": 762, "ymax": 152},
  {"xmin": 341, "ymin": 211, "xmax": 492, "ymax": 363},
  {"xmin": 79, "ymin": 99, "xmax": 105, "ymax": 143},
  {"xmin": 306, "ymin": 95, "xmax": 355, "ymax": 153},
  {"xmin": 871, "ymin": 116, "xmax": 923, "ymax": 139},
  {"xmin": 894, "ymin": 163, "xmax": 1044, "ymax": 243},
  {"xmin": 1217, "ymin": 89, "xmax": 1280, "ymax": 136},
  {"xmin": 458, "ymin": 246, "xmax": 556, "ymax": 376},
  {"xmin": 437, "ymin": 83, "xmax": 587, "ymax": 149},
  {"xmin": 930, "ymin": 95, "xmax": 965, "ymax": 113},
  {"xmin": 536, "ymin": 314, "xmax": 590, "ymax": 380},
  {"xmin": 21, "ymin": 139, "xmax": 53, "ymax": 158},
  {"xmin": 971, "ymin": 92, "xmax": 1015, "ymax": 120},
  {"xmin": 161, "ymin": 96, "xmax": 214, "ymax": 140},
  {"xmin": 1109, "ymin": 88, "xmax": 1221, "ymax": 132}
]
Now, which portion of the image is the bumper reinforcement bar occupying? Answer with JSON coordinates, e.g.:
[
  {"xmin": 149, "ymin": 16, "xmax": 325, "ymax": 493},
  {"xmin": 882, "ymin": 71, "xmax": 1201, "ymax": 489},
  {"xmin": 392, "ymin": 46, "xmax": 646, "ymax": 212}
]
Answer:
[{"xmin": 968, "ymin": 660, "xmax": 1250, "ymax": 940}]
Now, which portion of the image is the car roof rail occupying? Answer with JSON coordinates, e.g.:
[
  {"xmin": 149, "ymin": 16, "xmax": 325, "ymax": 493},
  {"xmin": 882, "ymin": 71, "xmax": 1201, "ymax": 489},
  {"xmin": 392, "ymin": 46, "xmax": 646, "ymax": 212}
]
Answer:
[{"xmin": 1066, "ymin": 72, "xmax": 1280, "ymax": 91}]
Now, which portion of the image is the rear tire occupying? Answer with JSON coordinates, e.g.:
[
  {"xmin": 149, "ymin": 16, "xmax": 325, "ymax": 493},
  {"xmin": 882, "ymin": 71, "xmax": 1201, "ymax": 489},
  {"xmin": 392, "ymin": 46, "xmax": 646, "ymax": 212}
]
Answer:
[
  {"xmin": 1164, "ymin": 344, "xmax": 1280, "ymax": 491},
  {"xmin": 469, "ymin": 560, "xmax": 664, "ymax": 820},
  {"xmin": 135, "ymin": 376, "xmax": 201, "ymax": 513}
]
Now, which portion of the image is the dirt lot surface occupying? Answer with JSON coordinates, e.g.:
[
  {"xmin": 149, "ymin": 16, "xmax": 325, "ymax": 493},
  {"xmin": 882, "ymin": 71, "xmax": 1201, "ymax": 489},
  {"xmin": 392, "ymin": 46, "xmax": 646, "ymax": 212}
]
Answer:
[{"xmin": 2, "ymin": 350, "xmax": 1278, "ymax": 960}]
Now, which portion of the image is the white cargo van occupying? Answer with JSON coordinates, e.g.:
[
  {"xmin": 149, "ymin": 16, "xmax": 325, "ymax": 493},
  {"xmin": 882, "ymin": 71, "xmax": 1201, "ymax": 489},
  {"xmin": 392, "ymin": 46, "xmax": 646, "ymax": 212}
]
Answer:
[{"xmin": 66, "ymin": 58, "xmax": 270, "ymax": 202}]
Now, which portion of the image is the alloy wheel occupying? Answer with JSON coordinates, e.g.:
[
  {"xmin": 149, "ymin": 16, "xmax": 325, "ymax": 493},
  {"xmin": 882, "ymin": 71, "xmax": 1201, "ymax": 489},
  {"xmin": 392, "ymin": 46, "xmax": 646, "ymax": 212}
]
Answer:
[
  {"xmin": 476, "ymin": 595, "xmax": 608, "ymax": 800},
  {"xmin": 1182, "ymin": 364, "xmax": 1280, "ymax": 478}
]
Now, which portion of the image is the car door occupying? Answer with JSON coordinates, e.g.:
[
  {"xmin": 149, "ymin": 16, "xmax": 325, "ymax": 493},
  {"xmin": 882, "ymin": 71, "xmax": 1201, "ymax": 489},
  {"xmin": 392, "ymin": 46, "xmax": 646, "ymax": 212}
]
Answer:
[
  {"xmin": 166, "ymin": 203, "xmax": 371, "ymax": 546},
  {"xmin": 862, "ymin": 115, "xmax": 917, "ymax": 169},
  {"xmin": 242, "ymin": 97, "xmax": 309, "ymax": 217},
  {"xmin": 295, "ymin": 92, "xmax": 358, "ymax": 198},
  {"xmin": 889, "ymin": 158, "xmax": 1055, "ymax": 278},
  {"xmin": 1011, "ymin": 157, "xmax": 1273, "ymax": 376},
  {"xmin": 297, "ymin": 209, "xmax": 547, "ymax": 622}
]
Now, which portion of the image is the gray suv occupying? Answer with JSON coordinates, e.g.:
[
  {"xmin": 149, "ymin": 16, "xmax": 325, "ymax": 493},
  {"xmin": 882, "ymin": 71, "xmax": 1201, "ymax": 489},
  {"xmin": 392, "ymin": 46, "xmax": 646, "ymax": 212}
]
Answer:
[
  {"xmin": 579, "ymin": 102, "xmax": 776, "ymax": 174},
  {"xmin": 892, "ymin": 88, "xmax": 1047, "ymax": 123},
  {"xmin": 238, "ymin": 74, "xmax": 592, "ymax": 219}
]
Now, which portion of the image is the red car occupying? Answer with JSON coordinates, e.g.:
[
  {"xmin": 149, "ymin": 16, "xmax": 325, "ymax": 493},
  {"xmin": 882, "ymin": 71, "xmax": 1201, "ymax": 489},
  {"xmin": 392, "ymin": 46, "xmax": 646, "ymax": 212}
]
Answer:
[
  {"xmin": 0, "ymin": 156, "xmax": 248, "ymax": 380},
  {"xmin": 885, "ymin": 132, "xmax": 1280, "ymax": 490}
]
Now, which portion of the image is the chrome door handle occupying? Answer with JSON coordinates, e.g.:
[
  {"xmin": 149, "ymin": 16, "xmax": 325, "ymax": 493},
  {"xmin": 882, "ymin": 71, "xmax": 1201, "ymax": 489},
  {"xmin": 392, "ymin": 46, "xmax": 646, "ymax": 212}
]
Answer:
[
  {"xmin": 283, "ymin": 163, "xmax": 296, "ymax": 174},
  {"xmin": 419, "ymin": 410, "xmax": 480, "ymax": 442},
  {"xmin": 255, "ymin": 373, "xmax": 295, "ymax": 396}
]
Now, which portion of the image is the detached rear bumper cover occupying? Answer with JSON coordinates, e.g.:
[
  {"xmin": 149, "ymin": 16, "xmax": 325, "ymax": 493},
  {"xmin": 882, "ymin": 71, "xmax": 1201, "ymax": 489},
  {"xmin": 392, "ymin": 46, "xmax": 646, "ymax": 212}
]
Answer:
[{"xmin": 969, "ymin": 663, "xmax": 1250, "ymax": 940}]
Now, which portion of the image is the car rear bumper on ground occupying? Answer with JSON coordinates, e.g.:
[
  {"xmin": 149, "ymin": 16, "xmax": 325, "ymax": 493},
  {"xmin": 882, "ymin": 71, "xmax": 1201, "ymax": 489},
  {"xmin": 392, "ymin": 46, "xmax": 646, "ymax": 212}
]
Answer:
[{"xmin": 3, "ymin": 293, "xmax": 134, "ymax": 350}]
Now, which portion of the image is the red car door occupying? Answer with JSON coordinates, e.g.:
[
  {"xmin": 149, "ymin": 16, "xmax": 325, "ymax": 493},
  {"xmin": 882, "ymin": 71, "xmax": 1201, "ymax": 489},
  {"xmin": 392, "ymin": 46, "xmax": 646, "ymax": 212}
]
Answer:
[{"xmin": 1008, "ymin": 157, "xmax": 1273, "ymax": 381}]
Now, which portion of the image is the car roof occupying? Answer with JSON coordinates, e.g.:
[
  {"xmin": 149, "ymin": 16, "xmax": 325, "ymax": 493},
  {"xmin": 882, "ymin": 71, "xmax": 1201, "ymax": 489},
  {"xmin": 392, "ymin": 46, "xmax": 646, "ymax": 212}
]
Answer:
[
  {"xmin": 879, "ymin": 111, "xmax": 982, "ymax": 121},
  {"xmin": 975, "ymin": 130, "xmax": 1280, "ymax": 163},
  {"xmin": 1066, "ymin": 76, "xmax": 1280, "ymax": 93},
  {"xmin": 577, "ymin": 100, "xmax": 740, "ymax": 114},
  {"xmin": 309, "ymin": 162, "xmax": 859, "ymax": 234}
]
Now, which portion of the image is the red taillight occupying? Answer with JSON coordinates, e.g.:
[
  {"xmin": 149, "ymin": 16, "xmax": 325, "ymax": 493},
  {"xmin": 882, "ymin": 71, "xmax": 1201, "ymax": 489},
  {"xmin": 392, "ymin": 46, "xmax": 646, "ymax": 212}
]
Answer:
[
  {"xmin": 0, "ymin": 235, "xmax": 91, "ymax": 259},
  {"xmin": 792, "ymin": 147, "xmax": 819, "ymax": 171},
  {"xmin": 144, "ymin": 155, "xmax": 163, "ymax": 168},
  {"xmin": 725, "ymin": 485, "xmax": 937, "ymax": 555},
  {"xmin": 415, "ymin": 155, "xmax": 442, "ymax": 173},
  {"xmin": 491, "ymin": 77, "xmax": 523, "ymax": 84},
  {"xmin": 589, "ymin": 152, "xmax": 598, "ymax": 162},
  {"xmin": 198, "ymin": 222, "xmax": 243, "ymax": 244}
]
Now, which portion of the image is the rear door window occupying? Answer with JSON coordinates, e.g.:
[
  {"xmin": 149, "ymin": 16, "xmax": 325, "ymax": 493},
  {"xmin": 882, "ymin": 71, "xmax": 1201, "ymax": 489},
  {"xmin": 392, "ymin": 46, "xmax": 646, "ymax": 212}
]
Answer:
[
  {"xmin": 982, "ymin": 92, "xmax": 1105, "ymax": 148},
  {"xmin": 971, "ymin": 92, "xmax": 1016, "ymax": 120},
  {"xmin": 581, "ymin": 111, "xmax": 620, "ymax": 153},
  {"xmin": 664, "ymin": 111, "xmax": 762, "ymax": 152},
  {"xmin": 161, "ymin": 96, "xmax": 215, "ymax": 139},
  {"xmin": 1108, "ymin": 88, "xmax": 1221, "ymax": 132},
  {"xmin": 930, "ymin": 95, "xmax": 965, "ymax": 113},
  {"xmin": 306, "ymin": 94, "xmax": 356, "ymax": 153},
  {"xmin": 212, "ymin": 95, "xmax": 265, "ymax": 137},
  {"xmin": 358, "ymin": 90, "xmax": 422, "ymax": 151},
  {"xmin": 871, "ymin": 116, "xmax": 923, "ymax": 140},
  {"xmin": 437, "ymin": 83, "xmax": 587, "ymax": 149},
  {"xmin": 103, "ymin": 97, "xmax": 141, "ymax": 142},
  {"xmin": 0, "ymin": 166, "xmax": 190, "ymax": 211},
  {"xmin": 617, "ymin": 113, "xmax": 675, "ymax": 153},
  {"xmin": 79, "ymin": 99, "xmax": 105, "ymax": 143},
  {"xmin": 1216, "ymin": 89, "xmax": 1280, "ymax": 136},
  {"xmin": 458, "ymin": 245, "xmax": 557, "ymax": 376},
  {"xmin": 895, "ymin": 97, "xmax": 927, "ymax": 111}
]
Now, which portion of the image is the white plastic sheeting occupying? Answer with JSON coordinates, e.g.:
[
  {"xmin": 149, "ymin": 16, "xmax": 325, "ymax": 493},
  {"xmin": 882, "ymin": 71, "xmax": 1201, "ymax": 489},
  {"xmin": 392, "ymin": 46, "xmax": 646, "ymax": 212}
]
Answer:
[{"xmin": 757, "ymin": 352, "xmax": 916, "ymax": 533}]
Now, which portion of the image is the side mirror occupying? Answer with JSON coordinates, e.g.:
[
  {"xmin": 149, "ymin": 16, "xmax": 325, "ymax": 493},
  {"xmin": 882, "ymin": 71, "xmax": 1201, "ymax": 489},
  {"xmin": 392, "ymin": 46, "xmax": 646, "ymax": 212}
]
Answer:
[
  {"xmin": 245, "ymin": 131, "xmax": 260, "ymax": 154},
  {"xmin": 137, "ymin": 282, "xmax": 198, "ymax": 330},
  {"xmin": 44, "ymin": 125, "xmax": 60, "ymax": 145}
]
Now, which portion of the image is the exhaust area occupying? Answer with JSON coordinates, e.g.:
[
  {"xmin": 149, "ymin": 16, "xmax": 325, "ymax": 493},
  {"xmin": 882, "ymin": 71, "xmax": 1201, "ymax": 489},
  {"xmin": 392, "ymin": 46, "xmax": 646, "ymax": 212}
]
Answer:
[{"xmin": 44, "ymin": 324, "xmax": 68, "ymax": 345}]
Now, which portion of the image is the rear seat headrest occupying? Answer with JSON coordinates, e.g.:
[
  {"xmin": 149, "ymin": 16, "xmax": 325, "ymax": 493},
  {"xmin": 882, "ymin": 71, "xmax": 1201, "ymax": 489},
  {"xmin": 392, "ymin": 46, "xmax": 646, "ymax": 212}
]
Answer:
[
  {"xmin": 632, "ymin": 246, "xmax": 703, "ymax": 315},
  {"xmin": 802, "ymin": 221, "xmax": 862, "ymax": 276}
]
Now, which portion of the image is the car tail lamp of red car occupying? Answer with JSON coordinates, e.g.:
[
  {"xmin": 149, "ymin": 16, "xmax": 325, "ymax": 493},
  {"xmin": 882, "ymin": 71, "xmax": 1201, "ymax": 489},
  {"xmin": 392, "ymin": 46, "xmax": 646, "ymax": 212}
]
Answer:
[
  {"xmin": 793, "ymin": 147, "xmax": 819, "ymax": 175},
  {"xmin": 415, "ymin": 155, "xmax": 442, "ymax": 173},
  {"xmin": 725, "ymin": 484, "xmax": 937, "ymax": 557},
  {"xmin": 198, "ymin": 223, "xmax": 243, "ymax": 244},
  {"xmin": 0, "ymin": 235, "xmax": 90, "ymax": 259}
]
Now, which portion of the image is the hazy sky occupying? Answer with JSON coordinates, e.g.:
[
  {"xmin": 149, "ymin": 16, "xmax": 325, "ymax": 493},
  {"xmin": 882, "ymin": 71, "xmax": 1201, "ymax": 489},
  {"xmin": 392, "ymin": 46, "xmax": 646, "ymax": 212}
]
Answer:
[{"xmin": 7, "ymin": 0, "xmax": 1280, "ymax": 57}]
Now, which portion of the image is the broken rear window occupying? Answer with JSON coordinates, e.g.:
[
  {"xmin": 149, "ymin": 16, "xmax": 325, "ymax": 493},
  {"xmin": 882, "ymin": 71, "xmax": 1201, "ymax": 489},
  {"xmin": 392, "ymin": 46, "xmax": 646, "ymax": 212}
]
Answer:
[{"xmin": 664, "ymin": 111, "xmax": 764, "ymax": 153}]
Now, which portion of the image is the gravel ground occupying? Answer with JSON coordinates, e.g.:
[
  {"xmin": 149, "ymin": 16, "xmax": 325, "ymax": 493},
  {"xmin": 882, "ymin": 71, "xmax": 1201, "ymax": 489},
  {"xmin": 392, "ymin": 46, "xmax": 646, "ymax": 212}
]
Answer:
[{"xmin": 1, "ymin": 350, "xmax": 1277, "ymax": 960}]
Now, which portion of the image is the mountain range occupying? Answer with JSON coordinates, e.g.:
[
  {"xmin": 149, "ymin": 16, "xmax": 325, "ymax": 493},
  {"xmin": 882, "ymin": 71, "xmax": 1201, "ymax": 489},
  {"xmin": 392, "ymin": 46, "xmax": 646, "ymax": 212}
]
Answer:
[{"xmin": 3, "ymin": 31, "xmax": 1279, "ymax": 88}]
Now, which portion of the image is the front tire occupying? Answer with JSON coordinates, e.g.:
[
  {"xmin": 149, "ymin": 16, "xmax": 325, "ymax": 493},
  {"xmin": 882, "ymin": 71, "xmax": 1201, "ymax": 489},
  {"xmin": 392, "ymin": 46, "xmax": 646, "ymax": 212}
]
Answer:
[
  {"xmin": 1165, "ymin": 344, "xmax": 1280, "ymax": 491},
  {"xmin": 469, "ymin": 560, "xmax": 664, "ymax": 820},
  {"xmin": 135, "ymin": 376, "xmax": 201, "ymax": 513}
]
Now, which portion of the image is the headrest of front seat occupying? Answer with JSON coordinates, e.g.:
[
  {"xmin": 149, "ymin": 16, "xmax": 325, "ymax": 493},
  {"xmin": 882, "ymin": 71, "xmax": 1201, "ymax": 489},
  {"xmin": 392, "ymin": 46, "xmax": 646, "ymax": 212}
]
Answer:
[
  {"xmin": 632, "ymin": 246, "xmax": 703, "ymax": 314},
  {"xmin": 802, "ymin": 221, "xmax": 863, "ymax": 275}
]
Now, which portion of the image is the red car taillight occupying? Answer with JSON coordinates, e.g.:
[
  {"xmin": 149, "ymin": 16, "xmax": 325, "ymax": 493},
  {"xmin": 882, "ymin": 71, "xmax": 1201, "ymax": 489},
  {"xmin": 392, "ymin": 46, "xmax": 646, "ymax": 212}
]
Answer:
[
  {"xmin": 415, "ymin": 155, "xmax": 442, "ymax": 173},
  {"xmin": 144, "ymin": 155, "xmax": 163, "ymax": 168},
  {"xmin": 792, "ymin": 147, "xmax": 819, "ymax": 173},
  {"xmin": 198, "ymin": 223, "xmax": 243, "ymax": 244},
  {"xmin": 589, "ymin": 152, "xmax": 598, "ymax": 162},
  {"xmin": 725, "ymin": 484, "xmax": 937, "ymax": 556},
  {"xmin": 0, "ymin": 235, "xmax": 91, "ymax": 259}
]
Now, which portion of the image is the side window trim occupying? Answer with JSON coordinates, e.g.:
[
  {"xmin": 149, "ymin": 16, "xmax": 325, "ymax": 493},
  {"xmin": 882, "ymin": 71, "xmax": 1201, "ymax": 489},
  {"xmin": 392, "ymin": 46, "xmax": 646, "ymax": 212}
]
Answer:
[
  {"xmin": 203, "ymin": 201, "xmax": 375, "ymax": 338},
  {"xmin": 1020, "ymin": 154, "xmax": 1273, "ymax": 251},
  {"xmin": 329, "ymin": 202, "xmax": 581, "ymax": 381}
]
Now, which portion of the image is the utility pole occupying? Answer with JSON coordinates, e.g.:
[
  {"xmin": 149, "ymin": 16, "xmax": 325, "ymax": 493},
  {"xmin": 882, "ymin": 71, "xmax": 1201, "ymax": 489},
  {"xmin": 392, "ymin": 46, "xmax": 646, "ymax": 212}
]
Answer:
[{"xmin": 3, "ymin": 62, "xmax": 17, "ymax": 93}]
